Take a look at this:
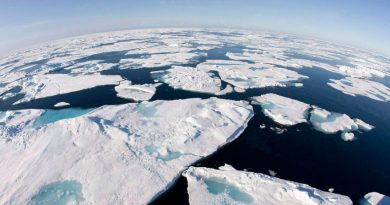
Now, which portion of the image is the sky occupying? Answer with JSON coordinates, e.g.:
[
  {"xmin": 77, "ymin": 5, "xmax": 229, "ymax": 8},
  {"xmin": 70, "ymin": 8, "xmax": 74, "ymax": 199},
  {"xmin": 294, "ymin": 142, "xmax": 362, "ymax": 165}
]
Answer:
[{"xmin": 0, "ymin": 0, "xmax": 389, "ymax": 57}]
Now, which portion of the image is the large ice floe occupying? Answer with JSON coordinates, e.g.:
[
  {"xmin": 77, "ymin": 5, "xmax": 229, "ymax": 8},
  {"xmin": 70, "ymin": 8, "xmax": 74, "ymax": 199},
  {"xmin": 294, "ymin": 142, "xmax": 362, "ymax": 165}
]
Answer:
[
  {"xmin": 10, "ymin": 73, "xmax": 123, "ymax": 104},
  {"xmin": 250, "ymin": 93, "xmax": 310, "ymax": 125},
  {"xmin": 328, "ymin": 77, "xmax": 390, "ymax": 102},
  {"xmin": 152, "ymin": 60, "xmax": 308, "ymax": 95},
  {"xmin": 251, "ymin": 93, "xmax": 373, "ymax": 141},
  {"xmin": 115, "ymin": 80, "xmax": 161, "ymax": 101},
  {"xmin": 360, "ymin": 192, "xmax": 390, "ymax": 205},
  {"xmin": 0, "ymin": 98, "xmax": 254, "ymax": 205},
  {"xmin": 183, "ymin": 165, "xmax": 352, "ymax": 205}
]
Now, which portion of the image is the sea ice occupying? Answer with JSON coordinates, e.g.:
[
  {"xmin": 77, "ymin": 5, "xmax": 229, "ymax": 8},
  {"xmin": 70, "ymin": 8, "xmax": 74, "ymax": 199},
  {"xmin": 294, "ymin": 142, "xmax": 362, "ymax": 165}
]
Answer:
[
  {"xmin": 197, "ymin": 60, "xmax": 308, "ymax": 91},
  {"xmin": 360, "ymin": 192, "xmax": 390, "ymax": 205},
  {"xmin": 14, "ymin": 73, "xmax": 123, "ymax": 104},
  {"xmin": 183, "ymin": 165, "xmax": 352, "ymax": 205},
  {"xmin": 54, "ymin": 102, "xmax": 70, "ymax": 108},
  {"xmin": 152, "ymin": 66, "xmax": 225, "ymax": 94},
  {"xmin": 115, "ymin": 80, "xmax": 161, "ymax": 101},
  {"xmin": 251, "ymin": 93, "xmax": 310, "ymax": 126},
  {"xmin": 0, "ymin": 98, "xmax": 253, "ymax": 205},
  {"xmin": 328, "ymin": 77, "xmax": 390, "ymax": 102},
  {"xmin": 309, "ymin": 106, "xmax": 358, "ymax": 134},
  {"xmin": 251, "ymin": 93, "xmax": 374, "ymax": 140}
]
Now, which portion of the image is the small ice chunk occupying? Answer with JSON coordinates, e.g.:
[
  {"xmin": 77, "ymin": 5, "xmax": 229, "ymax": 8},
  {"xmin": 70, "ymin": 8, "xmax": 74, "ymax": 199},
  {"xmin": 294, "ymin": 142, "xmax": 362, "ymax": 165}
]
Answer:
[
  {"xmin": 183, "ymin": 166, "xmax": 352, "ymax": 205},
  {"xmin": 270, "ymin": 127, "xmax": 287, "ymax": 134},
  {"xmin": 341, "ymin": 132, "xmax": 355, "ymax": 141},
  {"xmin": 360, "ymin": 192, "xmax": 390, "ymax": 205},
  {"xmin": 54, "ymin": 102, "xmax": 70, "ymax": 108},
  {"xmin": 259, "ymin": 124, "xmax": 266, "ymax": 129},
  {"xmin": 251, "ymin": 93, "xmax": 310, "ymax": 126},
  {"xmin": 328, "ymin": 188, "xmax": 334, "ymax": 192},
  {"xmin": 115, "ymin": 80, "xmax": 161, "ymax": 101},
  {"xmin": 268, "ymin": 169, "xmax": 277, "ymax": 177}
]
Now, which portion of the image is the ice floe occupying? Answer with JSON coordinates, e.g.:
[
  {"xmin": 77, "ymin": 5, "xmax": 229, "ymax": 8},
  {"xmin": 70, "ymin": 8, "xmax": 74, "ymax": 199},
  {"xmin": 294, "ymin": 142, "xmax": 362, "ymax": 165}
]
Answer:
[
  {"xmin": 251, "ymin": 93, "xmax": 374, "ymax": 140},
  {"xmin": 115, "ymin": 80, "xmax": 161, "ymax": 101},
  {"xmin": 328, "ymin": 77, "xmax": 390, "ymax": 102},
  {"xmin": 54, "ymin": 102, "xmax": 70, "ymax": 107},
  {"xmin": 9, "ymin": 73, "xmax": 122, "ymax": 104},
  {"xmin": 198, "ymin": 60, "xmax": 308, "ymax": 91},
  {"xmin": 0, "ymin": 98, "xmax": 253, "ymax": 205},
  {"xmin": 152, "ymin": 66, "xmax": 225, "ymax": 94},
  {"xmin": 183, "ymin": 165, "xmax": 352, "ymax": 205},
  {"xmin": 251, "ymin": 93, "xmax": 310, "ymax": 126},
  {"xmin": 360, "ymin": 192, "xmax": 390, "ymax": 205}
]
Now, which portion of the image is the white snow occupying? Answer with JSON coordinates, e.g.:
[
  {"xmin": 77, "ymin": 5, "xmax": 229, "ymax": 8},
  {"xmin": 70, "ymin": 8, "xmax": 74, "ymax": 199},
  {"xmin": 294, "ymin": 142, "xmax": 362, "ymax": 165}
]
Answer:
[
  {"xmin": 251, "ymin": 93, "xmax": 310, "ymax": 126},
  {"xmin": 115, "ymin": 80, "xmax": 161, "ymax": 101},
  {"xmin": 361, "ymin": 192, "xmax": 390, "ymax": 205},
  {"xmin": 328, "ymin": 77, "xmax": 390, "ymax": 102},
  {"xmin": 54, "ymin": 102, "xmax": 70, "ymax": 107},
  {"xmin": 0, "ymin": 98, "xmax": 254, "ymax": 205},
  {"xmin": 183, "ymin": 165, "xmax": 352, "ymax": 205}
]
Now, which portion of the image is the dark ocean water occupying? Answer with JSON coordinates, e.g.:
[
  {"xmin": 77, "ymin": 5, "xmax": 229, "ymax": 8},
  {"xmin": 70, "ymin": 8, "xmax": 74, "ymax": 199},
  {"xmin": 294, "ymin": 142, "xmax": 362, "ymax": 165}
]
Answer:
[{"xmin": 1, "ymin": 43, "xmax": 389, "ymax": 204}]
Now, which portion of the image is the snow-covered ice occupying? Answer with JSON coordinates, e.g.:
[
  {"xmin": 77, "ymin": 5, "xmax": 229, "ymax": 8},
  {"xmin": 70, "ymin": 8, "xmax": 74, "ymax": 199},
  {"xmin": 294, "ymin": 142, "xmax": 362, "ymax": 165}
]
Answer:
[
  {"xmin": 251, "ymin": 93, "xmax": 374, "ymax": 140},
  {"xmin": 115, "ymin": 80, "xmax": 161, "ymax": 101},
  {"xmin": 328, "ymin": 77, "xmax": 390, "ymax": 102},
  {"xmin": 152, "ymin": 66, "xmax": 225, "ymax": 94},
  {"xmin": 183, "ymin": 165, "xmax": 352, "ymax": 205},
  {"xmin": 13, "ymin": 73, "xmax": 123, "ymax": 104},
  {"xmin": 0, "ymin": 98, "xmax": 253, "ymax": 205},
  {"xmin": 309, "ymin": 106, "xmax": 358, "ymax": 134},
  {"xmin": 251, "ymin": 93, "xmax": 310, "ymax": 126},
  {"xmin": 360, "ymin": 192, "xmax": 390, "ymax": 205},
  {"xmin": 197, "ymin": 60, "xmax": 308, "ymax": 91}
]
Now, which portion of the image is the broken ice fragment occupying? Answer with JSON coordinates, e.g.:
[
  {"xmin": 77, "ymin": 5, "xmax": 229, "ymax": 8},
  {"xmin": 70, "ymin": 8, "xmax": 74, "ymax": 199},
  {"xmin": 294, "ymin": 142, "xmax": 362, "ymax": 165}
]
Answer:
[{"xmin": 115, "ymin": 80, "xmax": 161, "ymax": 101}]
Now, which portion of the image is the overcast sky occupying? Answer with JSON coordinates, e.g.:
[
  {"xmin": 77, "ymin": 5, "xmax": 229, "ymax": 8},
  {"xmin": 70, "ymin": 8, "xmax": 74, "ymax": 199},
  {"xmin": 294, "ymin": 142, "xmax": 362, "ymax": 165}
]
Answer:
[{"xmin": 0, "ymin": 0, "xmax": 389, "ymax": 57}]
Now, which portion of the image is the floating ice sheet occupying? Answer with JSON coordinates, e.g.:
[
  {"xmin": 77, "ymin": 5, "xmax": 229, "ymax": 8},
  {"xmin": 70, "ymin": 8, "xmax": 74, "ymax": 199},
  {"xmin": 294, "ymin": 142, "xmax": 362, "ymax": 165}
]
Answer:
[
  {"xmin": 184, "ymin": 165, "xmax": 352, "ymax": 205},
  {"xmin": 251, "ymin": 93, "xmax": 374, "ymax": 140},
  {"xmin": 251, "ymin": 93, "xmax": 310, "ymax": 126},
  {"xmin": 328, "ymin": 77, "xmax": 390, "ymax": 102},
  {"xmin": 152, "ymin": 66, "xmax": 225, "ymax": 94},
  {"xmin": 13, "ymin": 73, "xmax": 123, "ymax": 104},
  {"xmin": 0, "ymin": 98, "xmax": 253, "ymax": 205},
  {"xmin": 115, "ymin": 80, "xmax": 161, "ymax": 101}
]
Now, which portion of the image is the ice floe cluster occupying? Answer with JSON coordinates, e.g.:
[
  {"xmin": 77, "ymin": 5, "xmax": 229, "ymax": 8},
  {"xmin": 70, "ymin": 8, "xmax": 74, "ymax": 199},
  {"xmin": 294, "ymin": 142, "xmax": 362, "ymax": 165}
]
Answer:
[
  {"xmin": 1, "ymin": 28, "xmax": 389, "ymax": 106},
  {"xmin": 0, "ymin": 98, "xmax": 254, "ymax": 205},
  {"xmin": 251, "ymin": 93, "xmax": 374, "ymax": 141},
  {"xmin": 184, "ymin": 164, "xmax": 352, "ymax": 205}
]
